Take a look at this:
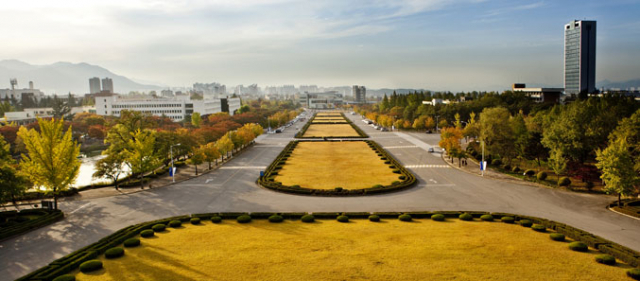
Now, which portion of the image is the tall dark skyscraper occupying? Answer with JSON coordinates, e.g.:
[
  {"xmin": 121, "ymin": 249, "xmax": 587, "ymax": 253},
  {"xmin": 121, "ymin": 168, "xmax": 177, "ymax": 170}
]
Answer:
[
  {"xmin": 89, "ymin": 77, "xmax": 101, "ymax": 94},
  {"xmin": 102, "ymin": 77, "xmax": 114, "ymax": 93},
  {"xmin": 564, "ymin": 20, "xmax": 596, "ymax": 95}
]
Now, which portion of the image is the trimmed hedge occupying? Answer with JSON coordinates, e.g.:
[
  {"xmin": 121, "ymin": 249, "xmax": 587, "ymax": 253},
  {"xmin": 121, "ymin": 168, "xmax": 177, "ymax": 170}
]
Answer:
[
  {"xmin": 628, "ymin": 268, "xmax": 640, "ymax": 280},
  {"xmin": 237, "ymin": 215, "xmax": 252, "ymax": 223},
  {"xmin": 337, "ymin": 215, "xmax": 349, "ymax": 223},
  {"xmin": 550, "ymin": 233, "xmax": 565, "ymax": 242},
  {"xmin": 301, "ymin": 214, "xmax": 315, "ymax": 223},
  {"xmin": 152, "ymin": 224, "xmax": 166, "ymax": 232},
  {"xmin": 190, "ymin": 217, "xmax": 201, "ymax": 225},
  {"xmin": 257, "ymin": 140, "xmax": 417, "ymax": 196},
  {"xmin": 459, "ymin": 213, "xmax": 473, "ymax": 221},
  {"xmin": 531, "ymin": 224, "xmax": 546, "ymax": 232},
  {"xmin": 52, "ymin": 275, "xmax": 75, "ymax": 281},
  {"xmin": 519, "ymin": 219, "xmax": 533, "ymax": 227},
  {"xmin": 558, "ymin": 177, "xmax": 571, "ymax": 187},
  {"xmin": 368, "ymin": 215, "xmax": 380, "ymax": 222},
  {"xmin": 79, "ymin": 260, "xmax": 102, "ymax": 273},
  {"xmin": 140, "ymin": 229, "xmax": 154, "ymax": 238},
  {"xmin": 123, "ymin": 238, "xmax": 140, "ymax": 248},
  {"xmin": 569, "ymin": 241, "xmax": 589, "ymax": 252},
  {"xmin": 296, "ymin": 112, "xmax": 369, "ymax": 139},
  {"xmin": 480, "ymin": 214, "xmax": 493, "ymax": 222},
  {"xmin": 537, "ymin": 172, "xmax": 548, "ymax": 181},
  {"xmin": 104, "ymin": 247, "xmax": 124, "ymax": 259},
  {"xmin": 169, "ymin": 220, "xmax": 182, "ymax": 228},
  {"xmin": 501, "ymin": 216, "xmax": 515, "ymax": 223},
  {"xmin": 512, "ymin": 166, "xmax": 521, "ymax": 173},
  {"xmin": 268, "ymin": 214, "xmax": 284, "ymax": 223},
  {"xmin": 431, "ymin": 214, "xmax": 445, "ymax": 221},
  {"xmin": 524, "ymin": 169, "xmax": 536, "ymax": 177},
  {"xmin": 398, "ymin": 214, "xmax": 412, "ymax": 222},
  {"xmin": 0, "ymin": 209, "xmax": 64, "ymax": 241},
  {"xmin": 595, "ymin": 254, "xmax": 616, "ymax": 265},
  {"xmin": 211, "ymin": 216, "xmax": 222, "ymax": 223}
]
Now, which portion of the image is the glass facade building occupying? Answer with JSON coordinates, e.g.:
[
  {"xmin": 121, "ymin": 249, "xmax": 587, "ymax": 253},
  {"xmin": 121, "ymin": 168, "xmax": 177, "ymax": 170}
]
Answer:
[{"xmin": 564, "ymin": 20, "xmax": 596, "ymax": 95}]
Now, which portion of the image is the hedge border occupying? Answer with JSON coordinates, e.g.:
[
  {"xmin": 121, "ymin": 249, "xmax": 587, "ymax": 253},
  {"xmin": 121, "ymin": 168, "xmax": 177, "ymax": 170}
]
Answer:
[
  {"xmin": 21, "ymin": 211, "xmax": 640, "ymax": 281},
  {"xmin": 0, "ymin": 209, "xmax": 64, "ymax": 242},
  {"xmin": 295, "ymin": 112, "xmax": 368, "ymax": 139},
  {"xmin": 257, "ymin": 140, "xmax": 417, "ymax": 196}
]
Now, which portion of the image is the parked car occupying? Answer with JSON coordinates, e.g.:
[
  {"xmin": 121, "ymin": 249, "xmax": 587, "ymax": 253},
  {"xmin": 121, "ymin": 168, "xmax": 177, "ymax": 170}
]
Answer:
[
  {"xmin": 381, "ymin": 127, "xmax": 389, "ymax": 132},
  {"xmin": 428, "ymin": 147, "xmax": 435, "ymax": 153},
  {"xmin": 275, "ymin": 129, "xmax": 282, "ymax": 133}
]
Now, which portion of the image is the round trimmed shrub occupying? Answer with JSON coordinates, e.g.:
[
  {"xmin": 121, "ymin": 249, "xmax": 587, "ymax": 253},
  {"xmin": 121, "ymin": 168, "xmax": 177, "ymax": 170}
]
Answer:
[
  {"xmin": 237, "ymin": 215, "xmax": 252, "ymax": 223},
  {"xmin": 334, "ymin": 187, "xmax": 343, "ymax": 192},
  {"xmin": 140, "ymin": 229, "xmax": 154, "ymax": 238},
  {"xmin": 152, "ymin": 224, "xmax": 166, "ymax": 232},
  {"xmin": 211, "ymin": 216, "xmax": 222, "ymax": 223},
  {"xmin": 124, "ymin": 238, "xmax": 140, "ymax": 248},
  {"xmin": 368, "ymin": 215, "xmax": 380, "ymax": 222},
  {"xmin": 512, "ymin": 166, "xmax": 521, "ymax": 173},
  {"xmin": 595, "ymin": 254, "xmax": 616, "ymax": 265},
  {"xmin": 480, "ymin": 214, "xmax": 494, "ymax": 221},
  {"xmin": 568, "ymin": 241, "xmax": 588, "ymax": 252},
  {"xmin": 537, "ymin": 171, "xmax": 548, "ymax": 181},
  {"xmin": 627, "ymin": 269, "xmax": 640, "ymax": 280},
  {"xmin": 501, "ymin": 216, "xmax": 515, "ymax": 223},
  {"xmin": 79, "ymin": 260, "xmax": 103, "ymax": 273},
  {"xmin": 531, "ymin": 224, "xmax": 546, "ymax": 232},
  {"xmin": 550, "ymin": 233, "xmax": 565, "ymax": 242},
  {"xmin": 105, "ymin": 247, "xmax": 124, "ymax": 259},
  {"xmin": 169, "ymin": 220, "xmax": 182, "ymax": 228},
  {"xmin": 190, "ymin": 217, "xmax": 201, "ymax": 225},
  {"xmin": 398, "ymin": 214, "xmax": 412, "ymax": 222},
  {"xmin": 301, "ymin": 214, "xmax": 315, "ymax": 223},
  {"xmin": 492, "ymin": 159, "xmax": 502, "ymax": 166},
  {"xmin": 558, "ymin": 177, "xmax": 571, "ymax": 187},
  {"xmin": 268, "ymin": 214, "xmax": 284, "ymax": 223},
  {"xmin": 519, "ymin": 219, "xmax": 533, "ymax": 227},
  {"xmin": 524, "ymin": 169, "xmax": 536, "ymax": 177},
  {"xmin": 459, "ymin": 213, "xmax": 473, "ymax": 221},
  {"xmin": 53, "ymin": 275, "xmax": 75, "ymax": 281},
  {"xmin": 431, "ymin": 214, "xmax": 445, "ymax": 221},
  {"xmin": 337, "ymin": 215, "xmax": 349, "ymax": 223}
]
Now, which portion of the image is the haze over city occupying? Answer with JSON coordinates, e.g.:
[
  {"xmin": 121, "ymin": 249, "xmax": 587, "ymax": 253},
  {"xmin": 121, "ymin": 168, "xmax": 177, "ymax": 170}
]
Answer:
[{"xmin": 2, "ymin": 0, "xmax": 640, "ymax": 91}]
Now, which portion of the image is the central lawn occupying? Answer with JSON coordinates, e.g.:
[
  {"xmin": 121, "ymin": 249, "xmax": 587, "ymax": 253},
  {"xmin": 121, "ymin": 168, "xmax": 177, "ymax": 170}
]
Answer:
[
  {"xmin": 275, "ymin": 141, "xmax": 400, "ymax": 189},
  {"xmin": 75, "ymin": 219, "xmax": 631, "ymax": 281},
  {"xmin": 301, "ymin": 124, "xmax": 360, "ymax": 137}
]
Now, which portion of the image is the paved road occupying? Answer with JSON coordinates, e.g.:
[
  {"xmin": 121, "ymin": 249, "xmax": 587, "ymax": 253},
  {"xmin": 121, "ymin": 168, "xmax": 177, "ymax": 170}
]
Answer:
[{"xmin": 2, "ymin": 110, "xmax": 639, "ymax": 280}]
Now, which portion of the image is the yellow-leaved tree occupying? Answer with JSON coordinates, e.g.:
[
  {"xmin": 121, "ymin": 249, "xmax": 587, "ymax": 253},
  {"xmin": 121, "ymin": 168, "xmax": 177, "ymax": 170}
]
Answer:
[{"xmin": 18, "ymin": 118, "xmax": 80, "ymax": 209}]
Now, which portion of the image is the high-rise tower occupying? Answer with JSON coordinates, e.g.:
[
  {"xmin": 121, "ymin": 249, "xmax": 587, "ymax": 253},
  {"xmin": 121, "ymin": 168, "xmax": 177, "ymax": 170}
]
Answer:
[
  {"xmin": 89, "ymin": 77, "xmax": 101, "ymax": 94},
  {"xmin": 564, "ymin": 20, "xmax": 596, "ymax": 95}
]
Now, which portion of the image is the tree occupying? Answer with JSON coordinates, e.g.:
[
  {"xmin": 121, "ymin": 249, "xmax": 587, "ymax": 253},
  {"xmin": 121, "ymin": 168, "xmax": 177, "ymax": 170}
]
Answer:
[
  {"xmin": 216, "ymin": 134, "xmax": 234, "ymax": 160},
  {"xmin": 424, "ymin": 117, "xmax": 435, "ymax": 131},
  {"xmin": 479, "ymin": 107, "xmax": 515, "ymax": 163},
  {"xmin": 439, "ymin": 127, "xmax": 463, "ymax": 165},
  {"xmin": 202, "ymin": 142, "xmax": 221, "ymax": 169},
  {"xmin": 437, "ymin": 118, "xmax": 448, "ymax": 130},
  {"xmin": 17, "ymin": 118, "xmax": 80, "ymax": 209},
  {"xmin": 0, "ymin": 135, "xmax": 28, "ymax": 206},
  {"xmin": 125, "ymin": 129, "xmax": 158, "ymax": 188},
  {"xmin": 189, "ymin": 146, "xmax": 205, "ymax": 175},
  {"xmin": 52, "ymin": 96, "xmax": 71, "ymax": 119},
  {"xmin": 548, "ymin": 148, "xmax": 567, "ymax": 176},
  {"xmin": 191, "ymin": 112, "xmax": 202, "ymax": 128},
  {"xmin": 93, "ymin": 154, "xmax": 126, "ymax": 189},
  {"xmin": 596, "ymin": 140, "xmax": 638, "ymax": 207}
]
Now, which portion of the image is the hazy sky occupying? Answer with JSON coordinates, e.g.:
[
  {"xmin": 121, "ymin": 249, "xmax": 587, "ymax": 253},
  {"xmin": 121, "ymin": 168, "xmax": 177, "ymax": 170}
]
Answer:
[{"xmin": 2, "ymin": 0, "xmax": 640, "ymax": 91}]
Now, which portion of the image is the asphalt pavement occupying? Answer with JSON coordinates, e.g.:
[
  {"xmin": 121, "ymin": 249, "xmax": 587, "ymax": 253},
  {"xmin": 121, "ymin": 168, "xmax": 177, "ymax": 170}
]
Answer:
[{"xmin": 1, "ymin": 110, "xmax": 639, "ymax": 281}]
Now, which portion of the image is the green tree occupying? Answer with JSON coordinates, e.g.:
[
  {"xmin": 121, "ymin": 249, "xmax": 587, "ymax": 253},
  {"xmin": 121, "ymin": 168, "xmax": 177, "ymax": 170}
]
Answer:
[
  {"xmin": 125, "ymin": 129, "xmax": 158, "ymax": 188},
  {"xmin": 17, "ymin": 118, "xmax": 80, "ymax": 209},
  {"xmin": 479, "ymin": 107, "xmax": 515, "ymax": 163},
  {"xmin": 52, "ymin": 96, "xmax": 71, "ymax": 119},
  {"xmin": 548, "ymin": 148, "xmax": 567, "ymax": 176},
  {"xmin": 191, "ymin": 112, "xmax": 202, "ymax": 128},
  {"xmin": 596, "ymin": 140, "xmax": 638, "ymax": 207},
  {"xmin": 93, "ymin": 154, "xmax": 126, "ymax": 190}
]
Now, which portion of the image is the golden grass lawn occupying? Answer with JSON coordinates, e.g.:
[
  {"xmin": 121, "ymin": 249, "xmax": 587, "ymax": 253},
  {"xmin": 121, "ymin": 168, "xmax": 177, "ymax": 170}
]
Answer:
[
  {"xmin": 75, "ymin": 219, "xmax": 632, "ymax": 281},
  {"xmin": 316, "ymin": 112, "xmax": 342, "ymax": 117},
  {"xmin": 312, "ymin": 118, "xmax": 348, "ymax": 123},
  {"xmin": 301, "ymin": 124, "xmax": 360, "ymax": 137},
  {"xmin": 275, "ymin": 141, "xmax": 399, "ymax": 189}
]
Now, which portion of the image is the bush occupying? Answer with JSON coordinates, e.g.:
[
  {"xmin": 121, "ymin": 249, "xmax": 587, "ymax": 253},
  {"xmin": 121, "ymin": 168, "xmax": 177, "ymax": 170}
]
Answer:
[
  {"xmin": 524, "ymin": 169, "xmax": 536, "ymax": 177},
  {"xmin": 537, "ymin": 172, "xmax": 548, "ymax": 181},
  {"xmin": 595, "ymin": 254, "xmax": 616, "ymax": 265},
  {"xmin": 531, "ymin": 224, "xmax": 546, "ymax": 232},
  {"xmin": 558, "ymin": 177, "xmax": 571, "ymax": 187},
  {"xmin": 501, "ymin": 216, "xmax": 515, "ymax": 223},
  {"xmin": 52, "ymin": 275, "xmax": 75, "ymax": 281},
  {"xmin": 124, "ymin": 238, "xmax": 140, "ymax": 247},
  {"xmin": 169, "ymin": 220, "xmax": 182, "ymax": 228},
  {"xmin": 480, "ymin": 214, "xmax": 493, "ymax": 221},
  {"xmin": 190, "ymin": 217, "xmax": 201, "ymax": 225},
  {"xmin": 237, "ymin": 215, "xmax": 252, "ymax": 223},
  {"xmin": 152, "ymin": 224, "xmax": 166, "ymax": 232},
  {"xmin": 502, "ymin": 164, "xmax": 511, "ymax": 171},
  {"xmin": 105, "ymin": 247, "xmax": 125, "ymax": 259},
  {"xmin": 79, "ymin": 260, "xmax": 103, "ymax": 273},
  {"xmin": 550, "ymin": 233, "xmax": 565, "ymax": 241},
  {"xmin": 569, "ymin": 241, "xmax": 588, "ymax": 252},
  {"xmin": 431, "ymin": 214, "xmax": 445, "ymax": 221},
  {"xmin": 628, "ymin": 269, "xmax": 640, "ymax": 280},
  {"xmin": 398, "ymin": 214, "xmax": 412, "ymax": 222},
  {"xmin": 512, "ymin": 166, "xmax": 521, "ymax": 173},
  {"xmin": 368, "ymin": 215, "xmax": 380, "ymax": 222},
  {"xmin": 459, "ymin": 213, "xmax": 473, "ymax": 221},
  {"xmin": 140, "ymin": 229, "xmax": 154, "ymax": 238},
  {"xmin": 519, "ymin": 219, "xmax": 532, "ymax": 227},
  {"xmin": 586, "ymin": 181, "xmax": 595, "ymax": 191},
  {"xmin": 337, "ymin": 215, "xmax": 349, "ymax": 223},
  {"xmin": 492, "ymin": 159, "xmax": 502, "ymax": 166},
  {"xmin": 334, "ymin": 187, "xmax": 343, "ymax": 192},
  {"xmin": 211, "ymin": 216, "xmax": 222, "ymax": 223},
  {"xmin": 301, "ymin": 214, "xmax": 315, "ymax": 223},
  {"xmin": 268, "ymin": 214, "xmax": 284, "ymax": 223}
]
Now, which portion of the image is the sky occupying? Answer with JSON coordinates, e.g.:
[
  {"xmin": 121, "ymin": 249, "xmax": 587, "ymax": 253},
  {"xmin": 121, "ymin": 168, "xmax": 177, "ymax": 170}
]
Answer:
[{"xmin": 1, "ymin": 0, "xmax": 640, "ymax": 91}]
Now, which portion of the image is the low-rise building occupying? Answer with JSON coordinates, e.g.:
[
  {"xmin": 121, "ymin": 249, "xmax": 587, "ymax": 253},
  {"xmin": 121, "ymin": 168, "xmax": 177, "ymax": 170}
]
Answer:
[
  {"xmin": 512, "ymin": 84, "xmax": 563, "ymax": 103},
  {"xmin": 3, "ymin": 106, "xmax": 95, "ymax": 125},
  {"xmin": 299, "ymin": 91, "xmax": 343, "ymax": 109}
]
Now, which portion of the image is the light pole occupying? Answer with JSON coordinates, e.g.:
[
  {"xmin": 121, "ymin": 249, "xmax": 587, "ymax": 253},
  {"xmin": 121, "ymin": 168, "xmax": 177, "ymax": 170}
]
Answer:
[
  {"xmin": 170, "ymin": 143, "xmax": 181, "ymax": 183},
  {"xmin": 435, "ymin": 115, "xmax": 440, "ymax": 132},
  {"xmin": 481, "ymin": 140, "xmax": 485, "ymax": 177}
]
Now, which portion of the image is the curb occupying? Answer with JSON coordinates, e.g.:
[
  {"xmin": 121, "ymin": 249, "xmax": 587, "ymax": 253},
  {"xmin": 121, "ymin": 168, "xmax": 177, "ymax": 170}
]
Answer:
[{"xmin": 607, "ymin": 206, "xmax": 640, "ymax": 222}]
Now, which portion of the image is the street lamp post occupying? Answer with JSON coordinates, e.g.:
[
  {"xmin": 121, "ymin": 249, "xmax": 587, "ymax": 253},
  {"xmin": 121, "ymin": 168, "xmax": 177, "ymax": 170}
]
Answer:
[
  {"xmin": 481, "ymin": 140, "xmax": 485, "ymax": 177},
  {"xmin": 170, "ymin": 143, "xmax": 181, "ymax": 183}
]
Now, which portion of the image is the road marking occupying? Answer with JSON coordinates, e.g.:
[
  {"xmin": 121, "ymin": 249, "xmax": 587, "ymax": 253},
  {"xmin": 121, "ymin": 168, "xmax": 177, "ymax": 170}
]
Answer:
[
  {"xmin": 405, "ymin": 165, "xmax": 450, "ymax": 169},
  {"xmin": 69, "ymin": 203, "xmax": 91, "ymax": 214},
  {"xmin": 429, "ymin": 179, "xmax": 438, "ymax": 184},
  {"xmin": 205, "ymin": 179, "xmax": 213, "ymax": 184},
  {"xmin": 219, "ymin": 166, "xmax": 266, "ymax": 170},
  {"xmin": 384, "ymin": 145, "xmax": 418, "ymax": 149},
  {"xmin": 426, "ymin": 184, "xmax": 456, "ymax": 187}
]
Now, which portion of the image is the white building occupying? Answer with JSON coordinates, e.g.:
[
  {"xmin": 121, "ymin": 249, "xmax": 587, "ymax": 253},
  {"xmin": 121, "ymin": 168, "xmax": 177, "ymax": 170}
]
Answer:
[
  {"xmin": 3, "ymin": 106, "xmax": 95, "ymax": 125},
  {"xmin": 300, "ymin": 91, "xmax": 343, "ymax": 109},
  {"xmin": 0, "ymin": 80, "xmax": 45, "ymax": 102},
  {"xmin": 95, "ymin": 93, "xmax": 241, "ymax": 121}
]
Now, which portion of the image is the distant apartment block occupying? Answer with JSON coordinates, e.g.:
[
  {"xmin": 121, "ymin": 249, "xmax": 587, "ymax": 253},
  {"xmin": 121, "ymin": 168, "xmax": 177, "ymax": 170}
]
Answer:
[
  {"xmin": 89, "ymin": 77, "xmax": 101, "ymax": 94},
  {"xmin": 102, "ymin": 77, "xmax": 114, "ymax": 93},
  {"xmin": 565, "ymin": 20, "xmax": 596, "ymax": 95},
  {"xmin": 512, "ymin": 83, "xmax": 562, "ymax": 103},
  {"xmin": 95, "ymin": 93, "xmax": 241, "ymax": 121},
  {"xmin": 352, "ymin": 85, "xmax": 366, "ymax": 103},
  {"xmin": 193, "ymin": 82, "xmax": 226, "ymax": 99}
]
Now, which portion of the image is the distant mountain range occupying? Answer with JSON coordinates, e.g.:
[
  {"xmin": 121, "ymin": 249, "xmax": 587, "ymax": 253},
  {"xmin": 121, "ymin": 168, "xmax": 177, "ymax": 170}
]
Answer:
[
  {"xmin": 598, "ymin": 79, "xmax": 640, "ymax": 90},
  {"xmin": 0, "ymin": 60, "xmax": 162, "ymax": 95}
]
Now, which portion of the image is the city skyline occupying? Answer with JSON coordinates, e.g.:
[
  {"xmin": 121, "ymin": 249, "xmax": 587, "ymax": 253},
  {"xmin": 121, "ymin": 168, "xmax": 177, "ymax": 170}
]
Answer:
[{"xmin": 1, "ymin": 1, "xmax": 640, "ymax": 91}]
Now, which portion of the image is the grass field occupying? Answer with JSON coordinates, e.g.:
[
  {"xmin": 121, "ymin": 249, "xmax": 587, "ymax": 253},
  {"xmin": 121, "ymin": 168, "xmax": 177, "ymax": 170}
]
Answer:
[
  {"xmin": 312, "ymin": 117, "xmax": 348, "ymax": 123},
  {"xmin": 301, "ymin": 124, "xmax": 360, "ymax": 137},
  {"xmin": 275, "ymin": 141, "xmax": 399, "ymax": 189},
  {"xmin": 74, "ymin": 219, "xmax": 632, "ymax": 281}
]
